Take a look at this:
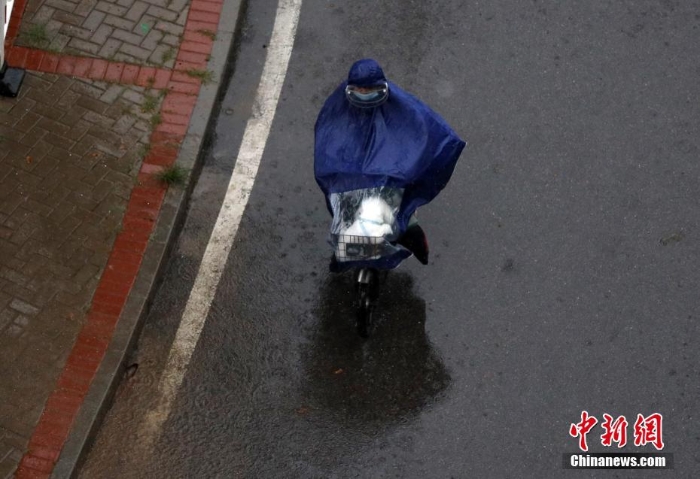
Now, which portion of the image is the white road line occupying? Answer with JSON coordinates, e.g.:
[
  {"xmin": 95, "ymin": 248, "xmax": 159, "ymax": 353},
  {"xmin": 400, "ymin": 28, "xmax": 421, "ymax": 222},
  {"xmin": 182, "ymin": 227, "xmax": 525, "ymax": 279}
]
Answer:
[{"xmin": 142, "ymin": 0, "xmax": 303, "ymax": 446}]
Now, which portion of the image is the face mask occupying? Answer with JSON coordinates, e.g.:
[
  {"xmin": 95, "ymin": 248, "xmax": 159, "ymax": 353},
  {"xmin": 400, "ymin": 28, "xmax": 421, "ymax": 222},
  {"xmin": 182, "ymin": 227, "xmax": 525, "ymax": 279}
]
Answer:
[{"xmin": 353, "ymin": 91, "xmax": 382, "ymax": 101}]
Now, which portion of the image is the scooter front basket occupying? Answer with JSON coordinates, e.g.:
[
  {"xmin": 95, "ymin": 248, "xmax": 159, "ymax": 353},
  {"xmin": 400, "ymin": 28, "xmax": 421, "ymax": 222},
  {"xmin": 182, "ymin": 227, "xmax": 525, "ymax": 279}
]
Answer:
[{"xmin": 332, "ymin": 234, "xmax": 388, "ymax": 262}]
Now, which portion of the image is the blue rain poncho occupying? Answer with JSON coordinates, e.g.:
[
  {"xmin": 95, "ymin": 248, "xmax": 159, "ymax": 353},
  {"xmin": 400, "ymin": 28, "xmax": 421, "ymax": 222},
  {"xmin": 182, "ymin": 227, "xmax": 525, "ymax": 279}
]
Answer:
[{"xmin": 315, "ymin": 59, "xmax": 466, "ymax": 270}]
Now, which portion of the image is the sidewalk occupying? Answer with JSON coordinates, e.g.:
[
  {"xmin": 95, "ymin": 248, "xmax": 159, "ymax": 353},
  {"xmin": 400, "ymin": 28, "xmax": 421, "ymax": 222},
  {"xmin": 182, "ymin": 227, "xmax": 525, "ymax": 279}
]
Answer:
[{"xmin": 0, "ymin": 0, "xmax": 239, "ymax": 476}]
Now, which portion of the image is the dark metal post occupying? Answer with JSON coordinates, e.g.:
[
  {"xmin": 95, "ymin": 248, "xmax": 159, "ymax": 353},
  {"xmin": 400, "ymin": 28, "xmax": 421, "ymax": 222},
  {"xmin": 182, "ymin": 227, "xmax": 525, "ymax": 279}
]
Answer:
[{"xmin": 1, "ymin": 0, "xmax": 25, "ymax": 97}]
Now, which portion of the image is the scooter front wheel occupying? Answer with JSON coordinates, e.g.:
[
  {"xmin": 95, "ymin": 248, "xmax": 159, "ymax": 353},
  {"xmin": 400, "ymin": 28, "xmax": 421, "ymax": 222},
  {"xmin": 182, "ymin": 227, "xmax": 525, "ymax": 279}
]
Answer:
[
  {"xmin": 356, "ymin": 284, "xmax": 373, "ymax": 338},
  {"xmin": 355, "ymin": 268, "xmax": 378, "ymax": 338}
]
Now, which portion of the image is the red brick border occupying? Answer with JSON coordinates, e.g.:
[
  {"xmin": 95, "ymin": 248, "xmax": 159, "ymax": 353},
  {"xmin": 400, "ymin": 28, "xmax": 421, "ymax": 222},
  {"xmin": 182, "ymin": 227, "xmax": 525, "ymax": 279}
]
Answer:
[{"xmin": 7, "ymin": 0, "xmax": 227, "ymax": 477}]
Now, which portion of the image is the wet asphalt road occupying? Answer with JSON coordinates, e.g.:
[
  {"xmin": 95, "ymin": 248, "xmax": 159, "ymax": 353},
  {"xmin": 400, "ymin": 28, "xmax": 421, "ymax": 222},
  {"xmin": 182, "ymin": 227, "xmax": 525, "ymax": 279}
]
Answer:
[{"xmin": 79, "ymin": 0, "xmax": 700, "ymax": 478}]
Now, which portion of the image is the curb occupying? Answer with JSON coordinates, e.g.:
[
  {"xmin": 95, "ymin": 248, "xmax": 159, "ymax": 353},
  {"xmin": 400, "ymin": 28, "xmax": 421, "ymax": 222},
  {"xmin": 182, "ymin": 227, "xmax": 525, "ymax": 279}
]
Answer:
[{"xmin": 6, "ymin": 0, "xmax": 248, "ymax": 477}]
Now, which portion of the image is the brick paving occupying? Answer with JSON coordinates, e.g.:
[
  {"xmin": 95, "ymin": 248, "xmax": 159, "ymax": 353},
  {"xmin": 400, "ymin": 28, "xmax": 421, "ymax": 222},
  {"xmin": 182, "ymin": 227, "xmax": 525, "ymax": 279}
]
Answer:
[
  {"xmin": 15, "ymin": 0, "xmax": 191, "ymax": 67},
  {"xmin": 0, "ymin": 73, "xmax": 163, "ymax": 478},
  {"xmin": 0, "ymin": 0, "xmax": 223, "ymax": 473}
]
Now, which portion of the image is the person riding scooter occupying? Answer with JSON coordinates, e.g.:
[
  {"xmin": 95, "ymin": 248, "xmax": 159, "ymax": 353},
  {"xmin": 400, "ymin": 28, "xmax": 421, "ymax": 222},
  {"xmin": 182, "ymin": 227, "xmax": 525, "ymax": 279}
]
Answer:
[{"xmin": 315, "ymin": 59, "xmax": 466, "ymax": 273}]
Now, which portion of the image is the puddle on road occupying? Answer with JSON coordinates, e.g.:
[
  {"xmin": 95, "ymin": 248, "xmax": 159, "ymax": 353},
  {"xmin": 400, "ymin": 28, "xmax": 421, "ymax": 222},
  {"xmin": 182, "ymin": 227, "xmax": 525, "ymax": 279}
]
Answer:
[{"xmin": 301, "ymin": 271, "xmax": 451, "ymax": 430}]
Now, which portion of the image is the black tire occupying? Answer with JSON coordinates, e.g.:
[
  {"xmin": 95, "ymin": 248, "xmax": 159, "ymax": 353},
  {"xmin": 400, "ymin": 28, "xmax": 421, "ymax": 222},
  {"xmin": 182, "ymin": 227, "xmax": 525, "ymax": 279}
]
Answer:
[{"xmin": 356, "ymin": 285, "xmax": 373, "ymax": 338}]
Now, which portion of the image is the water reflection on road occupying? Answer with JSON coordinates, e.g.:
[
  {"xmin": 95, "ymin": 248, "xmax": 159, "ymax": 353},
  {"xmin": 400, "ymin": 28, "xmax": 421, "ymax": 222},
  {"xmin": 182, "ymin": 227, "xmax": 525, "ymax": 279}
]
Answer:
[{"xmin": 303, "ymin": 271, "xmax": 451, "ymax": 430}]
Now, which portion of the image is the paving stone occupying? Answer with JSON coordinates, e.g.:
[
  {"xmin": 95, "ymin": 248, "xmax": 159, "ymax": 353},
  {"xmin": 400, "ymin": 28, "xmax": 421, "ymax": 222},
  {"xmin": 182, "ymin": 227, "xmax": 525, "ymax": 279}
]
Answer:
[
  {"xmin": 51, "ymin": 32, "xmax": 73, "ymax": 51},
  {"xmin": 166, "ymin": 0, "xmax": 187, "ymax": 12},
  {"xmin": 8, "ymin": 299, "xmax": 39, "ymax": 317},
  {"xmin": 155, "ymin": 20, "xmax": 183, "ymax": 36},
  {"xmin": 31, "ymin": 6, "xmax": 57, "ymax": 24},
  {"xmin": 45, "ymin": 133, "xmax": 76, "ymax": 151},
  {"xmin": 0, "ymin": 257, "xmax": 26, "ymax": 273},
  {"xmin": 147, "ymin": 5, "xmax": 178, "ymax": 22},
  {"xmin": 40, "ymin": 19, "xmax": 62, "ymax": 38},
  {"xmin": 140, "ymin": 28, "xmax": 163, "ymax": 50},
  {"xmin": 161, "ymin": 33, "xmax": 180, "ymax": 47},
  {"xmin": 74, "ymin": 0, "xmax": 98, "ymax": 17},
  {"xmin": 66, "ymin": 37, "xmax": 102, "ymax": 55},
  {"xmin": 82, "ymin": 10, "xmax": 106, "ymax": 31},
  {"xmin": 49, "ymin": 200, "xmax": 76, "ymax": 222},
  {"xmin": 66, "ymin": 121, "xmax": 93, "ymax": 142},
  {"xmin": 119, "ymin": 43, "xmax": 153, "ymax": 61},
  {"xmin": 70, "ymin": 80, "xmax": 104, "ymax": 100},
  {"xmin": 142, "ymin": 0, "xmax": 168, "ymax": 7},
  {"xmin": 13, "ymin": 113, "xmax": 42, "ymax": 134},
  {"xmin": 121, "ymin": 89, "xmax": 146, "ymax": 106},
  {"xmin": 91, "ymin": 23, "xmax": 114, "ymax": 45},
  {"xmin": 88, "ymin": 124, "xmax": 123, "ymax": 145},
  {"xmin": 45, "ymin": 0, "xmax": 78, "ymax": 14},
  {"xmin": 27, "ymin": 154, "xmax": 59, "ymax": 178},
  {"xmin": 134, "ymin": 14, "xmax": 158, "ymax": 34},
  {"xmin": 56, "ymin": 89, "xmax": 82, "ymax": 110},
  {"xmin": 13, "ymin": 316, "xmax": 30, "ymax": 329},
  {"xmin": 99, "ymin": 84, "xmax": 126, "ymax": 104},
  {"xmin": 112, "ymin": 28, "xmax": 145, "ymax": 46},
  {"xmin": 14, "ymin": 96, "xmax": 39, "ymax": 113},
  {"xmin": 112, "ymin": 116, "xmax": 138, "ymax": 136},
  {"xmin": 0, "ymin": 268, "xmax": 30, "ymax": 288},
  {"xmin": 8, "ymin": 207, "xmax": 42, "ymax": 228},
  {"xmin": 28, "ymin": 137, "xmax": 55, "ymax": 159},
  {"xmin": 149, "ymin": 43, "xmax": 174, "ymax": 65},
  {"xmin": 82, "ymin": 108, "xmax": 114, "ymax": 126},
  {"xmin": 104, "ymin": 15, "xmax": 136, "ymax": 31},
  {"xmin": 176, "ymin": 8, "xmax": 188, "ymax": 26},
  {"xmin": 26, "ymin": 75, "xmax": 58, "ymax": 94},
  {"xmin": 98, "ymin": 37, "xmax": 122, "ymax": 59},
  {"xmin": 133, "ymin": 119, "xmax": 150, "ymax": 132},
  {"xmin": 95, "ymin": 1, "xmax": 127, "ymax": 16},
  {"xmin": 0, "ymin": 309, "xmax": 16, "ymax": 330},
  {"xmin": 53, "ymin": 10, "xmax": 85, "ymax": 27},
  {"xmin": 113, "ymin": 52, "xmax": 140, "ymax": 64},
  {"xmin": 44, "ymin": 18, "xmax": 64, "ymax": 36},
  {"xmin": 125, "ymin": 1, "xmax": 149, "ymax": 21},
  {"xmin": 4, "ymin": 325, "xmax": 24, "ymax": 338},
  {"xmin": 37, "ymin": 119, "xmax": 70, "ymax": 137},
  {"xmin": 79, "ymin": 96, "xmax": 113, "ymax": 117},
  {"xmin": 91, "ymin": 81, "xmax": 111, "ymax": 90},
  {"xmin": 47, "ymin": 76, "xmax": 74, "ymax": 97},
  {"xmin": 17, "ymin": 127, "xmax": 49, "ymax": 148}
]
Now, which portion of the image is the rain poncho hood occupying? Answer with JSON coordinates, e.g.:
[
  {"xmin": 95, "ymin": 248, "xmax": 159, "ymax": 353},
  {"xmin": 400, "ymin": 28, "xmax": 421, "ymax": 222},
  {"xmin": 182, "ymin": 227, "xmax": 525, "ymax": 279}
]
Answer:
[{"xmin": 315, "ymin": 59, "xmax": 466, "ymax": 268}]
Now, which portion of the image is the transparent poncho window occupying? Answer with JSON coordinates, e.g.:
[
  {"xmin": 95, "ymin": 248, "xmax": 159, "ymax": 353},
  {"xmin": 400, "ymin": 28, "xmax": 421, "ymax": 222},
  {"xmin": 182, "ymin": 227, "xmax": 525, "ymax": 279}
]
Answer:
[{"xmin": 329, "ymin": 187, "xmax": 404, "ymax": 262}]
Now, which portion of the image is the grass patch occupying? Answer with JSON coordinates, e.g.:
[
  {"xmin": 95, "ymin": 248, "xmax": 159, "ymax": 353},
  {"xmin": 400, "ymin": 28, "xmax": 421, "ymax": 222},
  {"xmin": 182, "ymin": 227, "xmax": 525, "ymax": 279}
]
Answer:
[
  {"xmin": 150, "ymin": 113, "xmax": 162, "ymax": 127},
  {"xmin": 196, "ymin": 29, "xmax": 217, "ymax": 41},
  {"xmin": 141, "ymin": 94, "xmax": 159, "ymax": 113},
  {"xmin": 156, "ymin": 165, "xmax": 188, "ymax": 187},
  {"xmin": 161, "ymin": 48, "xmax": 176, "ymax": 64},
  {"xmin": 23, "ymin": 24, "xmax": 51, "ymax": 48},
  {"xmin": 185, "ymin": 69, "xmax": 214, "ymax": 85}
]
